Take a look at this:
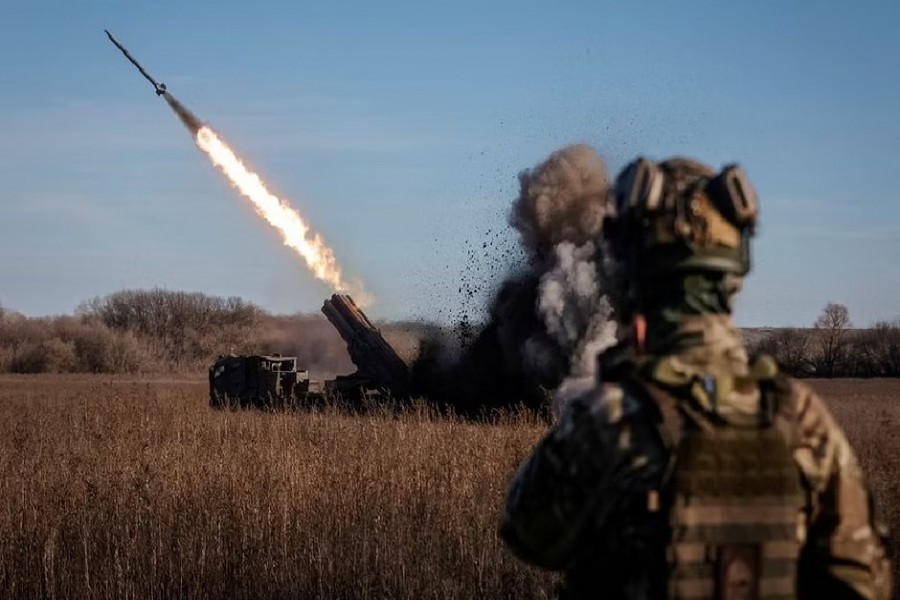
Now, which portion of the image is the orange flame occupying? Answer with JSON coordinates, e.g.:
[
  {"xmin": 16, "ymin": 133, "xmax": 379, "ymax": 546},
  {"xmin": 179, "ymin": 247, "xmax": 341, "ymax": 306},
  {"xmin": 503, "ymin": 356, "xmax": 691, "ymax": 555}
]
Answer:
[{"xmin": 194, "ymin": 126, "xmax": 371, "ymax": 305}]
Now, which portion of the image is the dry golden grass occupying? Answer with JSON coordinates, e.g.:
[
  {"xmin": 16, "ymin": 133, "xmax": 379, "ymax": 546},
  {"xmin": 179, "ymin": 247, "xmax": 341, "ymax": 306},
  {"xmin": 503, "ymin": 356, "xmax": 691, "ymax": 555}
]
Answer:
[
  {"xmin": 0, "ymin": 376, "xmax": 556, "ymax": 599},
  {"xmin": 0, "ymin": 376, "xmax": 896, "ymax": 598}
]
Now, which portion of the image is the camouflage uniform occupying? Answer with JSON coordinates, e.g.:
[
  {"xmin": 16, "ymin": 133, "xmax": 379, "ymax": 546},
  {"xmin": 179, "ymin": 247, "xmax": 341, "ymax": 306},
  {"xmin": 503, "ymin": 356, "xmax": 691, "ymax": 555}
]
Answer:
[{"xmin": 499, "ymin": 157, "xmax": 892, "ymax": 599}]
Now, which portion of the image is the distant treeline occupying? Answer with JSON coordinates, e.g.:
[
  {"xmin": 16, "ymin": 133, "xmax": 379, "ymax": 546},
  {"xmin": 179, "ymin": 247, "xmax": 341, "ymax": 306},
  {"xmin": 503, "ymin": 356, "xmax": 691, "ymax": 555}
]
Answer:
[
  {"xmin": 1, "ymin": 292, "xmax": 897, "ymax": 378},
  {"xmin": 746, "ymin": 303, "xmax": 900, "ymax": 378},
  {"xmin": 0, "ymin": 289, "xmax": 354, "ymax": 375}
]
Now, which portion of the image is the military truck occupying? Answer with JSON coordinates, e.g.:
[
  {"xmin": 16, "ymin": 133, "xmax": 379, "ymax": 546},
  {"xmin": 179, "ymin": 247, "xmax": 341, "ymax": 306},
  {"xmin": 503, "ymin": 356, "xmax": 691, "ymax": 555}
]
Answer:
[
  {"xmin": 208, "ymin": 294, "xmax": 408, "ymax": 408},
  {"xmin": 208, "ymin": 353, "xmax": 323, "ymax": 408}
]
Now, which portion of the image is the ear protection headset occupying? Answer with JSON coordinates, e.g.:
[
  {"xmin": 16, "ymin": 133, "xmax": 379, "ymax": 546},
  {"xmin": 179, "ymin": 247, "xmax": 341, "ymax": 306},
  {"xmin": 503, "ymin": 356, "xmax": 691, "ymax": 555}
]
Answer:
[
  {"xmin": 614, "ymin": 158, "xmax": 757, "ymax": 229},
  {"xmin": 610, "ymin": 157, "xmax": 759, "ymax": 280}
]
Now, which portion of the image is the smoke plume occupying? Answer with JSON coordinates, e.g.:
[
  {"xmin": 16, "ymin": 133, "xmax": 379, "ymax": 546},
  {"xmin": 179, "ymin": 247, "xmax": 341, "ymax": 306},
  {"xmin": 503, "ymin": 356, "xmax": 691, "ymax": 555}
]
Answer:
[
  {"xmin": 163, "ymin": 93, "xmax": 202, "ymax": 134},
  {"xmin": 512, "ymin": 145, "xmax": 621, "ymax": 411},
  {"xmin": 510, "ymin": 144, "xmax": 610, "ymax": 261},
  {"xmin": 538, "ymin": 241, "xmax": 617, "ymax": 377},
  {"xmin": 416, "ymin": 144, "xmax": 622, "ymax": 415}
]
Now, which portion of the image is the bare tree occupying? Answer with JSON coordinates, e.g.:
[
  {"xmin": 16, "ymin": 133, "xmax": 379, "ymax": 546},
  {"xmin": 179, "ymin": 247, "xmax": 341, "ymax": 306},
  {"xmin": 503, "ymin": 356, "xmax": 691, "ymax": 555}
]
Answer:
[{"xmin": 812, "ymin": 302, "xmax": 851, "ymax": 377}]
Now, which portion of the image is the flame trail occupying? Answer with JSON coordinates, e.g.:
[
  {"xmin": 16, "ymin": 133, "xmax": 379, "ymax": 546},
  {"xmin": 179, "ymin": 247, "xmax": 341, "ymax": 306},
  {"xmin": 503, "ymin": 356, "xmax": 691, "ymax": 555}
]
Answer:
[{"xmin": 164, "ymin": 93, "xmax": 371, "ymax": 305}]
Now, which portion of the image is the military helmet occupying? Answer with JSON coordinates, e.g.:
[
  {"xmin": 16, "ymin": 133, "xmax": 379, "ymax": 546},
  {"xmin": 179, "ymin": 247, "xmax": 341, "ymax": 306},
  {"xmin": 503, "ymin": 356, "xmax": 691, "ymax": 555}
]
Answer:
[{"xmin": 609, "ymin": 156, "xmax": 758, "ymax": 288}]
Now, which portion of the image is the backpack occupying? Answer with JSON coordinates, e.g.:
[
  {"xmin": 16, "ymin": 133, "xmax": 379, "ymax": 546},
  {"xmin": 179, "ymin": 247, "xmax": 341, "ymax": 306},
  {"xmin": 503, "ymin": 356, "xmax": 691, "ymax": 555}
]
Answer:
[{"xmin": 625, "ymin": 354, "xmax": 805, "ymax": 600}]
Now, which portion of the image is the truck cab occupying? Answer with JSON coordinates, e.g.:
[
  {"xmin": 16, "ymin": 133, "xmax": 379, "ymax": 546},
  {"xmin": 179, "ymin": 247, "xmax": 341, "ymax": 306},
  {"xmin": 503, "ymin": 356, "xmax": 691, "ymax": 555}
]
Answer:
[{"xmin": 208, "ymin": 354, "xmax": 310, "ymax": 408}]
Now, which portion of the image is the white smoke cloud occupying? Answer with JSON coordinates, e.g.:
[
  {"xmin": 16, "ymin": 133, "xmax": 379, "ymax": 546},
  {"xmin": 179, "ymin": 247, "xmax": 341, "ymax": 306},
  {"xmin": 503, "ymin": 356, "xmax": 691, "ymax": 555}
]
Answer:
[{"xmin": 534, "ymin": 241, "xmax": 619, "ymax": 414}]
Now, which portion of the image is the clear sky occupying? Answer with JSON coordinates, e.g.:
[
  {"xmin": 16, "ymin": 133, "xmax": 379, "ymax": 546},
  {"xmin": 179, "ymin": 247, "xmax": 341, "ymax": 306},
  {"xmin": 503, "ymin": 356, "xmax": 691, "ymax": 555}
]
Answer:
[{"xmin": 1, "ymin": 1, "xmax": 898, "ymax": 327}]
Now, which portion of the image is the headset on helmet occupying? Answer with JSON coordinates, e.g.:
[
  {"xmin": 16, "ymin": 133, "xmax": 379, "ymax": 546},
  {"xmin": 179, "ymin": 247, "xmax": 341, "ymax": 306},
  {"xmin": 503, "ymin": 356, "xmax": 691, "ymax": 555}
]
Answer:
[
  {"xmin": 610, "ymin": 157, "xmax": 759, "ymax": 280},
  {"xmin": 614, "ymin": 158, "xmax": 757, "ymax": 228}
]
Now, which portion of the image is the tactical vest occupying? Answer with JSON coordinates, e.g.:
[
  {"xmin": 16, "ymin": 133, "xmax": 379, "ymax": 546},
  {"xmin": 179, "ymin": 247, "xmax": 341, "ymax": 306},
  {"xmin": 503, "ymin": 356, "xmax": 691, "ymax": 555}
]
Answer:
[{"xmin": 626, "ymin": 355, "xmax": 805, "ymax": 600}]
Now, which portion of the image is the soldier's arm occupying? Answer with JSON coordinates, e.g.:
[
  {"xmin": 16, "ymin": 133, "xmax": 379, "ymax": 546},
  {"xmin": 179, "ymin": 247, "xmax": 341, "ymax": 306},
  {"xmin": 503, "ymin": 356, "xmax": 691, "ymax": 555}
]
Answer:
[
  {"xmin": 498, "ymin": 384, "xmax": 646, "ymax": 570},
  {"xmin": 792, "ymin": 381, "xmax": 893, "ymax": 600}
]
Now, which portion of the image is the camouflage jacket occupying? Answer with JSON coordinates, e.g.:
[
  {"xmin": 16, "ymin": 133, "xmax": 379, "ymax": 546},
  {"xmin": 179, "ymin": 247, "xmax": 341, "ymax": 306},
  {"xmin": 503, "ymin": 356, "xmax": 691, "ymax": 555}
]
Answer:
[{"xmin": 500, "ymin": 316, "xmax": 892, "ymax": 600}]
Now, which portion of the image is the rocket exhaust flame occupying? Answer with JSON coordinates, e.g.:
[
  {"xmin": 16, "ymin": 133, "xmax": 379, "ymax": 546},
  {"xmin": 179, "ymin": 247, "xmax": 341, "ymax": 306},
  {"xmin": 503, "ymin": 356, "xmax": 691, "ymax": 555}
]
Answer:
[
  {"xmin": 104, "ymin": 31, "xmax": 369, "ymax": 302},
  {"xmin": 163, "ymin": 94, "xmax": 371, "ymax": 305},
  {"xmin": 195, "ymin": 127, "xmax": 370, "ymax": 302}
]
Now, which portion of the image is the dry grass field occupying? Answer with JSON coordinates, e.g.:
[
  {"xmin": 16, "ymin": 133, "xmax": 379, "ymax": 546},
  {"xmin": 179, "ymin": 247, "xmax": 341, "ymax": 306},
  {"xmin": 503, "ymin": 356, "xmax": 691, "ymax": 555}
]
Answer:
[{"xmin": 0, "ymin": 376, "xmax": 896, "ymax": 599}]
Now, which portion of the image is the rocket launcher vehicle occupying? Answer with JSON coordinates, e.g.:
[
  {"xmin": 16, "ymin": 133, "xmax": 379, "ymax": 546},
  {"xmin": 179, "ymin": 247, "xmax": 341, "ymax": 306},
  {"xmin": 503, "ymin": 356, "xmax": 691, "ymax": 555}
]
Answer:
[
  {"xmin": 321, "ymin": 294, "xmax": 410, "ymax": 397},
  {"xmin": 209, "ymin": 295, "xmax": 409, "ymax": 408}
]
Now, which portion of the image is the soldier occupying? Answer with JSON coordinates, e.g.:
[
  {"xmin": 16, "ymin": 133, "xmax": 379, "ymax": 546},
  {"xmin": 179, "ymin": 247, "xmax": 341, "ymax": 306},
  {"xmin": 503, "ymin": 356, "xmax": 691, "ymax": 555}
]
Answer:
[{"xmin": 499, "ymin": 157, "xmax": 892, "ymax": 599}]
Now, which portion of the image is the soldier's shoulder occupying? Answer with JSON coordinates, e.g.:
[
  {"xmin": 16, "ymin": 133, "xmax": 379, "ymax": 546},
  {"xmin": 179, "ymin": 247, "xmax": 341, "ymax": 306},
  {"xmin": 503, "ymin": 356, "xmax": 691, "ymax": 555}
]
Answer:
[
  {"xmin": 554, "ymin": 342, "xmax": 653, "ymax": 424},
  {"xmin": 782, "ymin": 376, "xmax": 815, "ymax": 402},
  {"xmin": 749, "ymin": 356, "xmax": 819, "ymax": 417},
  {"xmin": 779, "ymin": 376, "xmax": 860, "ymax": 491},
  {"xmin": 778, "ymin": 376, "xmax": 835, "ymax": 425}
]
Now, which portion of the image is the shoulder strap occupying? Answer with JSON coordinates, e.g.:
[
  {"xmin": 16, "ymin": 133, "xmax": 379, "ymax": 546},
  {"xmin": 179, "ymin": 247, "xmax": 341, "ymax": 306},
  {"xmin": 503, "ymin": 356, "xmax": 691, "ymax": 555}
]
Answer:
[
  {"xmin": 632, "ymin": 379, "xmax": 684, "ymax": 449},
  {"xmin": 749, "ymin": 353, "xmax": 797, "ymax": 433}
]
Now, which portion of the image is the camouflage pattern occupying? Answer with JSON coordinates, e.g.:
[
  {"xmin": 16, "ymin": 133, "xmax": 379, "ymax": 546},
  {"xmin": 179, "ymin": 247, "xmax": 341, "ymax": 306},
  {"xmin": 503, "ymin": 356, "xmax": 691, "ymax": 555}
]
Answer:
[
  {"xmin": 500, "ymin": 315, "xmax": 892, "ymax": 599},
  {"xmin": 641, "ymin": 347, "xmax": 805, "ymax": 600}
]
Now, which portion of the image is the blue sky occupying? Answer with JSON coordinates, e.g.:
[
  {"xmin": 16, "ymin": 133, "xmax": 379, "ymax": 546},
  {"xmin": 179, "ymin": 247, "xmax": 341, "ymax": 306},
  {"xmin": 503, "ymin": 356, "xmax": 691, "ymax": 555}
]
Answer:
[{"xmin": 1, "ymin": 1, "xmax": 898, "ymax": 327}]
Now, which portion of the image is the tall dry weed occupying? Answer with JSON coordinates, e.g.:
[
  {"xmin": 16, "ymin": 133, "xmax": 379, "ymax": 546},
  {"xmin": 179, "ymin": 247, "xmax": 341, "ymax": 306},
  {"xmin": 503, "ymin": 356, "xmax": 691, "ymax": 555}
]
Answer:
[
  {"xmin": 0, "ymin": 377, "xmax": 555, "ymax": 599},
  {"xmin": 0, "ymin": 377, "xmax": 895, "ymax": 599}
]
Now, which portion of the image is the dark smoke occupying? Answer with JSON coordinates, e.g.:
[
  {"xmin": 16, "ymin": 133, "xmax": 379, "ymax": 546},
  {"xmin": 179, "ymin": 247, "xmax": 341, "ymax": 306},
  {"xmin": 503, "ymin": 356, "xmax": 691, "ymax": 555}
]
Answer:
[
  {"xmin": 412, "ymin": 145, "xmax": 623, "ymax": 415},
  {"xmin": 163, "ymin": 93, "xmax": 203, "ymax": 134}
]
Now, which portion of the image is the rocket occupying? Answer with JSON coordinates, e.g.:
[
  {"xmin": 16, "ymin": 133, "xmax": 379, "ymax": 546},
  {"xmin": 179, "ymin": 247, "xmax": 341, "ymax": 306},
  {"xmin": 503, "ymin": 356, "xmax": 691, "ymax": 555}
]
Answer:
[{"xmin": 104, "ymin": 29, "xmax": 168, "ymax": 97}]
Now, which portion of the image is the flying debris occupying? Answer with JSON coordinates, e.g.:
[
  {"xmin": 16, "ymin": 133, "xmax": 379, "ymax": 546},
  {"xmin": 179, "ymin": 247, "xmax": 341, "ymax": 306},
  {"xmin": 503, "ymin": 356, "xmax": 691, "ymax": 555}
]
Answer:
[{"xmin": 104, "ymin": 29, "xmax": 167, "ymax": 96}]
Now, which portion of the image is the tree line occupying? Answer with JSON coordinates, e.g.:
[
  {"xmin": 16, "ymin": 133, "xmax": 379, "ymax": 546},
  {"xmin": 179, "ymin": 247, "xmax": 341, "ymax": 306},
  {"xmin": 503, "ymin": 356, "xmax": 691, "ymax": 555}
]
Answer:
[
  {"xmin": 0, "ymin": 289, "xmax": 352, "ymax": 375},
  {"xmin": 748, "ymin": 303, "xmax": 900, "ymax": 378},
  {"xmin": 1, "ymin": 292, "xmax": 897, "ymax": 378}
]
